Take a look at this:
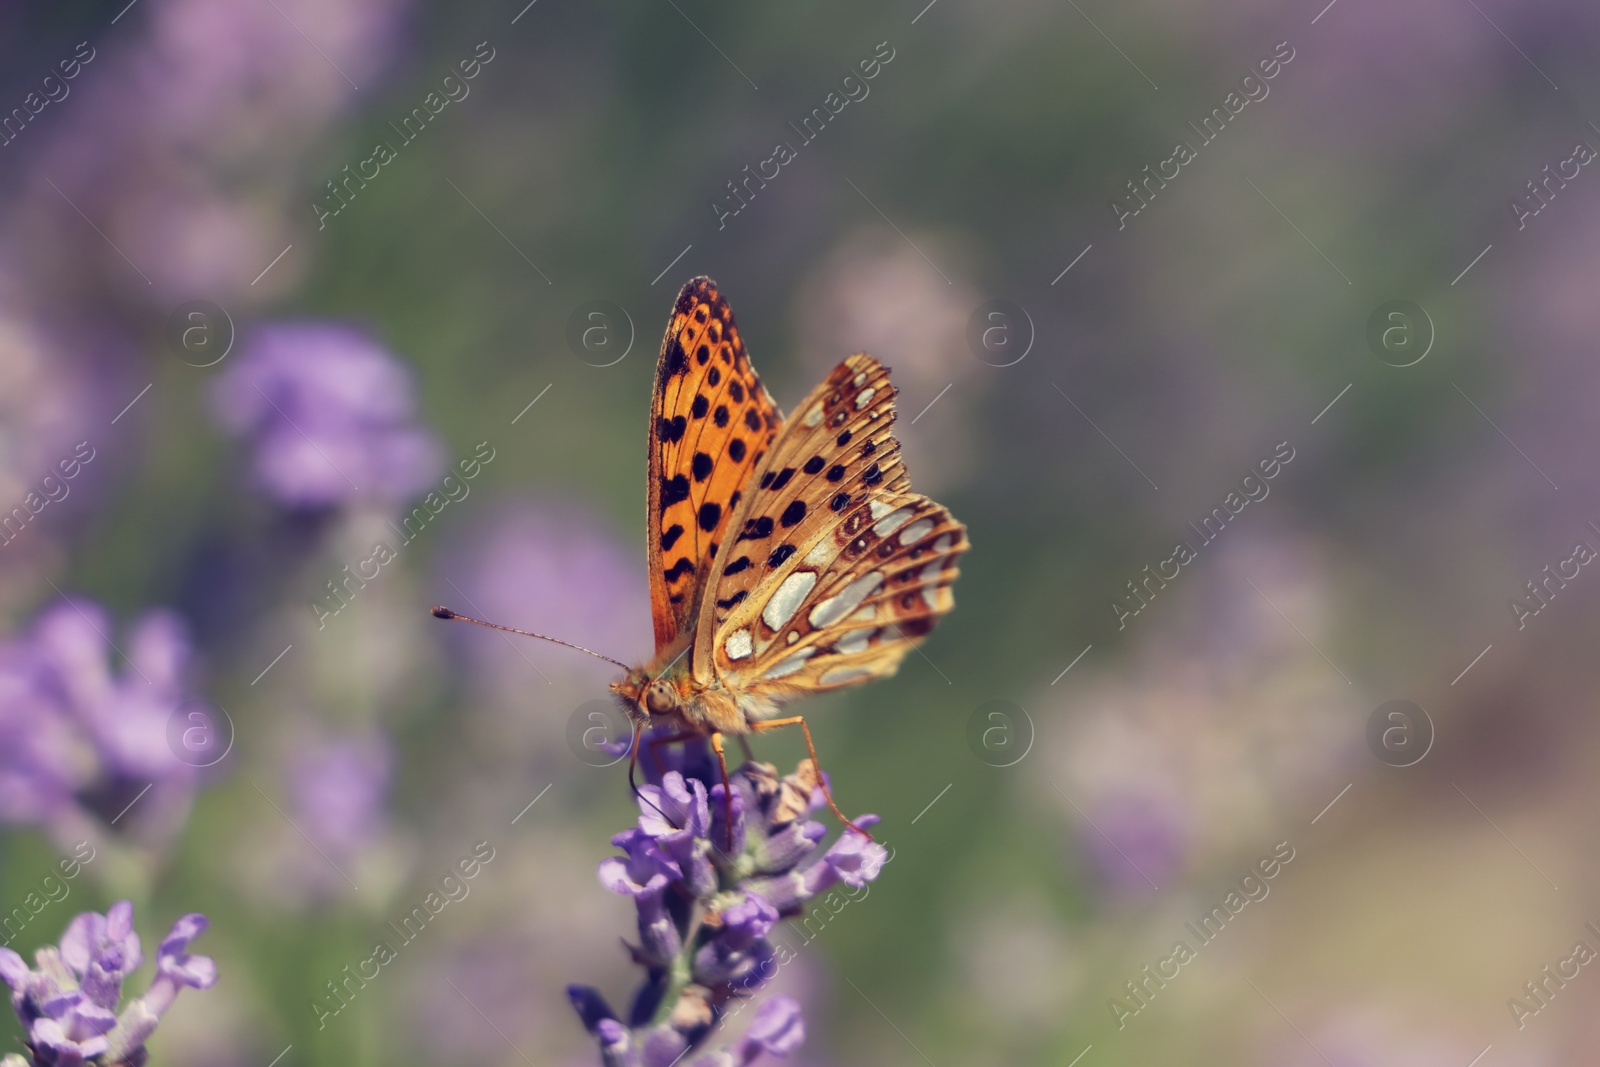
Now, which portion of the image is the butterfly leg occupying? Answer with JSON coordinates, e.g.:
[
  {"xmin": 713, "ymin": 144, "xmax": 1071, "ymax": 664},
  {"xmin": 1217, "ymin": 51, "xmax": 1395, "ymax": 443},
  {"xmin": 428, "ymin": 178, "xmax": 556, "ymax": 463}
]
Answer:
[
  {"xmin": 747, "ymin": 716, "xmax": 873, "ymax": 839},
  {"xmin": 709, "ymin": 731, "xmax": 735, "ymax": 851},
  {"xmin": 644, "ymin": 729, "xmax": 706, "ymax": 780}
]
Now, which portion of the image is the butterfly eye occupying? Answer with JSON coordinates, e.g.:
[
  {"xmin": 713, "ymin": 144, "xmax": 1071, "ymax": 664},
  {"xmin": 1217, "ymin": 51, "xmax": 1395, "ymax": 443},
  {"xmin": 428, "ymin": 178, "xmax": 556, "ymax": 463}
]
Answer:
[{"xmin": 644, "ymin": 681, "xmax": 678, "ymax": 715}]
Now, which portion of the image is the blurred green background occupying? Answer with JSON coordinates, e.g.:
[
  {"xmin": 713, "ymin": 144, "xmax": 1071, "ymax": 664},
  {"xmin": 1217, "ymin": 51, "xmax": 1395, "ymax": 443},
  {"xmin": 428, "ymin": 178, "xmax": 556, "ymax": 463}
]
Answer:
[{"xmin": 3, "ymin": 0, "xmax": 1600, "ymax": 1064}]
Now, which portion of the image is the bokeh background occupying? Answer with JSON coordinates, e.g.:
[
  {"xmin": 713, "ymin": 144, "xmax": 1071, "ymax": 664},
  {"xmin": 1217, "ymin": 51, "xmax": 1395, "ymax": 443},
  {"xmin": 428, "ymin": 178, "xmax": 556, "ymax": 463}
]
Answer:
[{"xmin": 2, "ymin": 0, "xmax": 1600, "ymax": 1064}]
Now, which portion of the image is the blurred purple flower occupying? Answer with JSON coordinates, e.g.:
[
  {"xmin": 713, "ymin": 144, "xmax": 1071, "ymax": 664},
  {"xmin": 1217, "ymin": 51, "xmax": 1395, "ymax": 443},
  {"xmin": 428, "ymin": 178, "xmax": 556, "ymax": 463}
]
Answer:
[
  {"xmin": 728, "ymin": 996, "xmax": 805, "ymax": 1065},
  {"xmin": 0, "ymin": 597, "xmax": 206, "ymax": 846},
  {"xmin": 17, "ymin": 0, "xmax": 410, "ymax": 306},
  {"xmin": 436, "ymin": 500, "xmax": 652, "ymax": 694},
  {"xmin": 1077, "ymin": 792, "xmax": 1188, "ymax": 898},
  {"xmin": 569, "ymin": 754, "xmax": 886, "ymax": 1066},
  {"xmin": 0, "ymin": 902, "xmax": 216, "ymax": 1067},
  {"xmin": 287, "ymin": 732, "xmax": 393, "ymax": 858},
  {"xmin": 211, "ymin": 322, "xmax": 443, "ymax": 509},
  {"xmin": 0, "ymin": 648, "xmax": 79, "ymax": 826}
]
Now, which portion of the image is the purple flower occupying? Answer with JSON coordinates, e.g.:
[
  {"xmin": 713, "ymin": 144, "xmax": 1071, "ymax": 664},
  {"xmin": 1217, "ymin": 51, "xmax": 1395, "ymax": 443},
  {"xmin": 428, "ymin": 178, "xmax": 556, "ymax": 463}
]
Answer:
[
  {"xmin": 0, "ymin": 903, "xmax": 216, "ymax": 1067},
  {"xmin": 16, "ymin": 0, "xmax": 408, "ymax": 306},
  {"xmin": 210, "ymin": 322, "xmax": 443, "ymax": 509},
  {"xmin": 574, "ymin": 748, "xmax": 889, "ymax": 1065},
  {"xmin": 599, "ymin": 830, "xmax": 680, "ymax": 899},
  {"xmin": 0, "ymin": 598, "xmax": 208, "ymax": 845},
  {"xmin": 733, "ymin": 996, "xmax": 805, "ymax": 1063},
  {"xmin": 718, "ymin": 893, "xmax": 778, "ymax": 950},
  {"xmin": 635, "ymin": 774, "xmax": 715, "ymax": 898},
  {"xmin": 636, "ymin": 773, "xmax": 710, "ymax": 842},
  {"xmin": 287, "ymin": 732, "xmax": 393, "ymax": 857},
  {"xmin": 675, "ymin": 996, "xmax": 805, "ymax": 1067},
  {"xmin": 1078, "ymin": 792, "xmax": 1188, "ymax": 897},
  {"xmin": 0, "ymin": 647, "xmax": 80, "ymax": 826}
]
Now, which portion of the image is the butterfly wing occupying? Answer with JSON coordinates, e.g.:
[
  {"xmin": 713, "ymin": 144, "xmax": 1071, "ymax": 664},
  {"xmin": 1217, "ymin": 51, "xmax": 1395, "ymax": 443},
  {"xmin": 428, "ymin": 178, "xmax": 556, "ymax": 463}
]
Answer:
[
  {"xmin": 647, "ymin": 277, "xmax": 784, "ymax": 654},
  {"xmin": 693, "ymin": 354, "xmax": 968, "ymax": 707}
]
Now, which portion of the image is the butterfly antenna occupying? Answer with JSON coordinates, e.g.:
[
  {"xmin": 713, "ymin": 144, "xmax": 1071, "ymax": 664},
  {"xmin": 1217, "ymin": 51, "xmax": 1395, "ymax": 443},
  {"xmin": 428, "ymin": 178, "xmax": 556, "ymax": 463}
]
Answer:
[{"xmin": 430, "ymin": 606, "xmax": 633, "ymax": 671}]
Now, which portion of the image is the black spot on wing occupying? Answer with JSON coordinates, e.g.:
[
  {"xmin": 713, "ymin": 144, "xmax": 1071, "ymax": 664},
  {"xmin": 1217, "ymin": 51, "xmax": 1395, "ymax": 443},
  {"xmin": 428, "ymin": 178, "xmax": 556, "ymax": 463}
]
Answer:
[
  {"xmin": 729, "ymin": 380, "xmax": 745, "ymax": 403},
  {"xmin": 660, "ymin": 339, "xmax": 688, "ymax": 383},
  {"xmin": 803, "ymin": 456, "xmax": 825, "ymax": 475},
  {"xmin": 691, "ymin": 395, "xmax": 709, "ymax": 418},
  {"xmin": 768, "ymin": 543, "xmax": 795, "ymax": 568},
  {"xmin": 737, "ymin": 516, "xmax": 775, "ymax": 542},
  {"xmin": 716, "ymin": 590, "xmax": 748, "ymax": 610},
  {"xmin": 780, "ymin": 500, "xmax": 807, "ymax": 527},
  {"xmin": 744, "ymin": 408, "xmax": 762, "ymax": 431},
  {"xmin": 769, "ymin": 468, "xmax": 795, "ymax": 492},
  {"xmin": 728, "ymin": 439, "xmax": 746, "ymax": 462},
  {"xmin": 660, "ymin": 524, "xmax": 684, "ymax": 550},
  {"xmin": 827, "ymin": 465, "xmax": 846, "ymax": 482},
  {"xmin": 714, "ymin": 405, "xmax": 730, "ymax": 428},
  {"xmin": 830, "ymin": 492, "xmax": 851, "ymax": 512},
  {"xmin": 692, "ymin": 452, "xmax": 714, "ymax": 481},
  {"xmin": 661, "ymin": 474, "xmax": 690, "ymax": 508},
  {"xmin": 724, "ymin": 556, "xmax": 752, "ymax": 575},
  {"xmin": 663, "ymin": 557, "xmax": 695, "ymax": 583},
  {"xmin": 698, "ymin": 502, "xmax": 722, "ymax": 532},
  {"xmin": 656, "ymin": 415, "xmax": 687, "ymax": 443}
]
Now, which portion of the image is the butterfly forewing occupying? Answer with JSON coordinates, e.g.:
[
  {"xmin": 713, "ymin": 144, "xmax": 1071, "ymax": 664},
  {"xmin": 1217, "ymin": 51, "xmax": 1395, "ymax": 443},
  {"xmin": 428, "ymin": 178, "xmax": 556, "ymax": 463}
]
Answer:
[
  {"xmin": 694, "ymin": 354, "xmax": 967, "ymax": 696},
  {"xmin": 647, "ymin": 278, "xmax": 783, "ymax": 653}
]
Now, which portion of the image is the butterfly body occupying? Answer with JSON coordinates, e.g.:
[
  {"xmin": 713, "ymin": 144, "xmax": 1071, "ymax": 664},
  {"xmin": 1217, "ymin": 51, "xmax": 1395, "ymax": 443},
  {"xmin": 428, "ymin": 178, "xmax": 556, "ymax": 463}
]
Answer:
[{"xmin": 610, "ymin": 278, "xmax": 969, "ymax": 743}]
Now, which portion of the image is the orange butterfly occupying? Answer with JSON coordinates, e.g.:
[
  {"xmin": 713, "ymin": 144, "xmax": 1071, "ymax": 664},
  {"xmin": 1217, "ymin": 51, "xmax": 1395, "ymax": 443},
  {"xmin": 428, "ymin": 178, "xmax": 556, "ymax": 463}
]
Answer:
[{"xmin": 439, "ymin": 277, "xmax": 968, "ymax": 833}]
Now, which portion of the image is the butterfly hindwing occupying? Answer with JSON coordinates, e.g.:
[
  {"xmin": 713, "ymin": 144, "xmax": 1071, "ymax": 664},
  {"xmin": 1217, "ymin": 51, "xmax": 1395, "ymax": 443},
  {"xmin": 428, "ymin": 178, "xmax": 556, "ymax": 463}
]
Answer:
[
  {"xmin": 648, "ymin": 278, "xmax": 783, "ymax": 654},
  {"xmin": 696, "ymin": 355, "xmax": 968, "ymax": 696}
]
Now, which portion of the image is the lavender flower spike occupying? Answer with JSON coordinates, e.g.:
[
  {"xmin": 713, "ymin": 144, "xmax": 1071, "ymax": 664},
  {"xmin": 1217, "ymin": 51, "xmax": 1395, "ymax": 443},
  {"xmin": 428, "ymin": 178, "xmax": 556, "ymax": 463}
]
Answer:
[
  {"xmin": 573, "ymin": 743, "xmax": 889, "ymax": 1066},
  {"xmin": 0, "ymin": 903, "xmax": 217, "ymax": 1067},
  {"xmin": 210, "ymin": 321, "xmax": 443, "ymax": 510}
]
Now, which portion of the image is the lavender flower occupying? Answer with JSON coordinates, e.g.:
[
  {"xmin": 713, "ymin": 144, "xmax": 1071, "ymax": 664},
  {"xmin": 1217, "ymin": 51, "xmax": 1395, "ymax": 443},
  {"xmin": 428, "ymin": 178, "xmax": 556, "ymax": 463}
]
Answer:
[
  {"xmin": 569, "ymin": 747, "xmax": 888, "ymax": 1066},
  {"xmin": 16, "ymin": 0, "xmax": 409, "ymax": 306},
  {"xmin": 0, "ymin": 598, "xmax": 207, "ymax": 848},
  {"xmin": 210, "ymin": 322, "xmax": 443, "ymax": 510},
  {"xmin": 0, "ymin": 901, "xmax": 217, "ymax": 1067},
  {"xmin": 287, "ymin": 732, "xmax": 393, "ymax": 859}
]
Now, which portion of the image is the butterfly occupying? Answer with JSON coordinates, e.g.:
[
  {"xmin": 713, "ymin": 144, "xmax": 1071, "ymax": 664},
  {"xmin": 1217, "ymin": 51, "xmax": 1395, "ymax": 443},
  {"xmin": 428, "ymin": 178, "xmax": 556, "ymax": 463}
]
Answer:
[{"xmin": 437, "ymin": 277, "xmax": 968, "ymax": 834}]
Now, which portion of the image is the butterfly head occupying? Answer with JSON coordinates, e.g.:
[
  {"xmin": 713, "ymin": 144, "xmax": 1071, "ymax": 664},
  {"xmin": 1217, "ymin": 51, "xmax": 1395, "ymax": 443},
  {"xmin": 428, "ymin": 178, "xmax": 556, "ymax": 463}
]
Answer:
[{"xmin": 610, "ymin": 668, "xmax": 684, "ymax": 725}]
